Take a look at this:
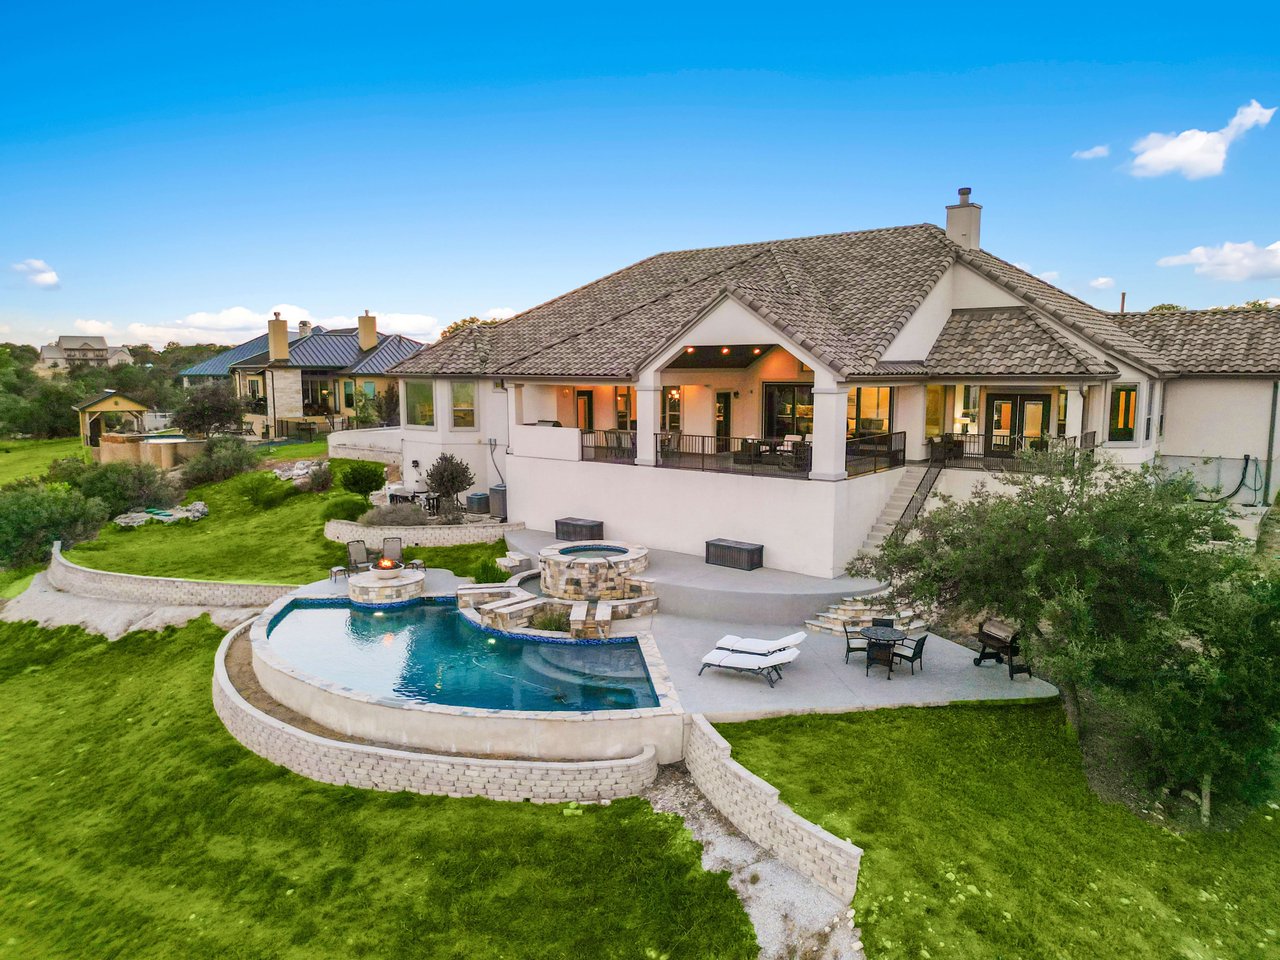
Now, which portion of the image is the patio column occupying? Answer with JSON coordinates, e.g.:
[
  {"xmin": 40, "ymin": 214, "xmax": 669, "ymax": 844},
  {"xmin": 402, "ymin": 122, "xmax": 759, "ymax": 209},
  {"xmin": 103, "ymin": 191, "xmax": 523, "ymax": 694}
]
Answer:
[
  {"xmin": 635, "ymin": 384, "xmax": 661, "ymax": 466},
  {"xmin": 809, "ymin": 386, "xmax": 848, "ymax": 481},
  {"xmin": 896, "ymin": 384, "xmax": 928, "ymax": 461},
  {"xmin": 1065, "ymin": 385, "xmax": 1086, "ymax": 440}
]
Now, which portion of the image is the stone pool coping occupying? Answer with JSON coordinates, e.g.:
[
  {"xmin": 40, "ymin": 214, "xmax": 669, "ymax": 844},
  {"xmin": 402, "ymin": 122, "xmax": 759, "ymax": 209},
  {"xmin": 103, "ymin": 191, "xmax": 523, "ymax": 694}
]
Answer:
[{"xmin": 249, "ymin": 584, "xmax": 685, "ymax": 763}]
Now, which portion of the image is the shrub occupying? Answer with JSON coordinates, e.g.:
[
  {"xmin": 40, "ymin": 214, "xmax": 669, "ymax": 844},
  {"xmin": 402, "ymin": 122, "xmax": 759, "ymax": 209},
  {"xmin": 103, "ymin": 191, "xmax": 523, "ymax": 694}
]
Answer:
[
  {"xmin": 359, "ymin": 503, "xmax": 430, "ymax": 527},
  {"xmin": 339, "ymin": 461, "xmax": 385, "ymax": 500},
  {"xmin": 307, "ymin": 461, "xmax": 333, "ymax": 492},
  {"xmin": 530, "ymin": 607, "xmax": 571, "ymax": 632},
  {"xmin": 183, "ymin": 437, "xmax": 258, "ymax": 486},
  {"xmin": 0, "ymin": 484, "xmax": 109, "ymax": 565},
  {"xmin": 321, "ymin": 494, "xmax": 369, "ymax": 522},
  {"xmin": 74, "ymin": 461, "xmax": 179, "ymax": 518},
  {"xmin": 238, "ymin": 472, "xmax": 299, "ymax": 510},
  {"xmin": 470, "ymin": 557, "xmax": 509, "ymax": 584},
  {"xmin": 437, "ymin": 498, "xmax": 465, "ymax": 525},
  {"xmin": 424, "ymin": 453, "xmax": 475, "ymax": 505}
]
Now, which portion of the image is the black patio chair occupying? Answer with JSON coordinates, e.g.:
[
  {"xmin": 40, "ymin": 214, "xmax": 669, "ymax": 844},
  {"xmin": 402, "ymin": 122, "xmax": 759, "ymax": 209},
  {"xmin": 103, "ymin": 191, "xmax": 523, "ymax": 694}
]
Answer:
[
  {"xmin": 892, "ymin": 633, "xmax": 927, "ymax": 675},
  {"xmin": 843, "ymin": 622, "xmax": 866, "ymax": 663}
]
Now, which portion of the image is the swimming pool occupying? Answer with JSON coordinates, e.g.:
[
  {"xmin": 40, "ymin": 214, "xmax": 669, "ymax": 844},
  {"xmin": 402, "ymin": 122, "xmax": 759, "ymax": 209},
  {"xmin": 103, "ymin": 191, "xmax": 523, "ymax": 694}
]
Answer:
[{"xmin": 264, "ymin": 599, "xmax": 658, "ymax": 712}]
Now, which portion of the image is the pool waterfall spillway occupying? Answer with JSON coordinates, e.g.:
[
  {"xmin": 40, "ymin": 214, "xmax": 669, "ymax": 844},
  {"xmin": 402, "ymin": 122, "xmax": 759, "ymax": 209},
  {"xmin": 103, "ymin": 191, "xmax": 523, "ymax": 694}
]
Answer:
[{"xmin": 460, "ymin": 541, "xmax": 658, "ymax": 639}]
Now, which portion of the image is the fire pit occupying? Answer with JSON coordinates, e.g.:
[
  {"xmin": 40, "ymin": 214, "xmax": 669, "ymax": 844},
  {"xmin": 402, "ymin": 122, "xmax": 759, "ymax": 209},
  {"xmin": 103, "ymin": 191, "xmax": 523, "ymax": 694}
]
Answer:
[{"xmin": 373, "ymin": 557, "xmax": 404, "ymax": 580}]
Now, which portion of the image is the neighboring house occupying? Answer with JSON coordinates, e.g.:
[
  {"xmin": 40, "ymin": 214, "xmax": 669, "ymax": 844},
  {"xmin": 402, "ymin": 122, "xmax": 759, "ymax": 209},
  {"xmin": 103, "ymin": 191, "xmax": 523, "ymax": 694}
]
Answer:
[
  {"xmin": 36, "ymin": 336, "xmax": 132, "ymax": 376},
  {"xmin": 197, "ymin": 313, "xmax": 422, "ymax": 435},
  {"xmin": 373, "ymin": 189, "xmax": 1278, "ymax": 579}
]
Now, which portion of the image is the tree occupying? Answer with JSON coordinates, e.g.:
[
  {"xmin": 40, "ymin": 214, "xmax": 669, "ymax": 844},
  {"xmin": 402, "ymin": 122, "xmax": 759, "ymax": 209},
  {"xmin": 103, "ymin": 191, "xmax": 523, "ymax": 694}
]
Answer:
[
  {"xmin": 339, "ymin": 461, "xmax": 386, "ymax": 501},
  {"xmin": 424, "ymin": 453, "xmax": 475, "ymax": 505},
  {"xmin": 375, "ymin": 381, "xmax": 399, "ymax": 426},
  {"xmin": 855, "ymin": 453, "xmax": 1280, "ymax": 819},
  {"xmin": 0, "ymin": 484, "xmax": 109, "ymax": 565},
  {"xmin": 172, "ymin": 381, "xmax": 245, "ymax": 437}
]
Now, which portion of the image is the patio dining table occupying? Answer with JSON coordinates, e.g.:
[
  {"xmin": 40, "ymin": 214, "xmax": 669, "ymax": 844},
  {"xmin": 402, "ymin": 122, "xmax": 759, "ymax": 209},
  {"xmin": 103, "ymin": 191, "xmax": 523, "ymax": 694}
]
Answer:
[{"xmin": 861, "ymin": 624, "xmax": 907, "ymax": 679}]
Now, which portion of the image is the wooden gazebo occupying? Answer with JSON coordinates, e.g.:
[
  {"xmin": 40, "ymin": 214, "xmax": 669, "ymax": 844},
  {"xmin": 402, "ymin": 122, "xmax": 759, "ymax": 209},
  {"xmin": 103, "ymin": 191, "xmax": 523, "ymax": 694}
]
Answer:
[{"xmin": 74, "ymin": 390, "xmax": 150, "ymax": 448}]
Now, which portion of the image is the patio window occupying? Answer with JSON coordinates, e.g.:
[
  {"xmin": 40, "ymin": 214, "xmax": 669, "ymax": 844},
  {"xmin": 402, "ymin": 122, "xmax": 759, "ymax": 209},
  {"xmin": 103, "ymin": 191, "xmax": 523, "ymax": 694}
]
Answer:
[
  {"xmin": 343, "ymin": 380, "xmax": 355, "ymax": 409},
  {"xmin": 1145, "ymin": 384, "xmax": 1155, "ymax": 442},
  {"xmin": 845, "ymin": 386, "xmax": 891, "ymax": 437},
  {"xmin": 362, "ymin": 381, "xmax": 377, "ymax": 398},
  {"xmin": 247, "ymin": 379, "xmax": 260, "ymax": 400},
  {"xmin": 953, "ymin": 385, "xmax": 979, "ymax": 434},
  {"xmin": 451, "ymin": 381, "xmax": 476, "ymax": 428},
  {"xmin": 663, "ymin": 388, "xmax": 681, "ymax": 431},
  {"xmin": 1108, "ymin": 383, "xmax": 1137, "ymax": 442},
  {"xmin": 925, "ymin": 385, "xmax": 944, "ymax": 438},
  {"xmin": 1057, "ymin": 387, "xmax": 1068, "ymax": 437},
  {"xmin": 615, "ymin": 387, "xmax": 633, "ymax": 430},
  {"xmin": 766, "ymin": 383, "xmax": 813, "ymax": 437},
  {"xmin": 405, "ymin": 379, "xmax": 435, "ymax": 426}
]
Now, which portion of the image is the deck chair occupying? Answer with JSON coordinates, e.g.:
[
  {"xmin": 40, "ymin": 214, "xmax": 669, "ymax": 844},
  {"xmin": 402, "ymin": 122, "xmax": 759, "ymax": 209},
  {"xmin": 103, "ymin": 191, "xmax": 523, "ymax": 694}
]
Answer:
[
  {"xmin": 346, "ymin": 540, "xmax": 373, "ymax": 573},
  {"xmin": 892, "ymin": 633, "xmax": 927, "ymax": 675},
  {"xmin": 715, "ymin": 632, "xmax": 806, "ymax": 656},
  {"xmin": 698, "ymin": 647, "xmax": 800, "ymax": 687}
]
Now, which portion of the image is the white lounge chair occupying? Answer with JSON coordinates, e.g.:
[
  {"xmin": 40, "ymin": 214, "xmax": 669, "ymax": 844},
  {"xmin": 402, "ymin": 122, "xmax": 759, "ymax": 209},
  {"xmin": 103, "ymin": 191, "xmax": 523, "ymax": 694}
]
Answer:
[
  {"xmin": 715, "ymin": 632, "xmax": 806, "ymax": 656},
  {"xmin": 699, "ymin": 647, "xmax": 800, "ymax": 687}
]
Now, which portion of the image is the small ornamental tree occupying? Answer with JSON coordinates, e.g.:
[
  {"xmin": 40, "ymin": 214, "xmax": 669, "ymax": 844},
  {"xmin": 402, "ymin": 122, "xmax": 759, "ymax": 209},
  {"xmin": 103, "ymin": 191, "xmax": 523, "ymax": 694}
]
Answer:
[
  {"xmin": 424, "ymin": 453, "xmax": 474, "ymax": 506},
  {"xmin": 172, "ymin": 381, "xmax": 245, "ymax": 437},
  {"xmin": 339, "ymin": 461, "xmax": 386, "ymax": 501}
]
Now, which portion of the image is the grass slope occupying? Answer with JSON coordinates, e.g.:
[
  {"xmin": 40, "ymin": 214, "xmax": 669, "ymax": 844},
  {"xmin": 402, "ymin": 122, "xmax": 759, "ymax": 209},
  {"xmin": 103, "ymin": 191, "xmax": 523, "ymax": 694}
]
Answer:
[
  {"xmin": 0, "ymin": 618, "xmax": 756, "ymax": 960},
  {"xmin": 0, "ymin": 438, "xmax": 84, "ymax": 486},
  {"xmin": 722, "ymin": 703, "xmax": 1279, "ymax": 960},
  {"xmin": 65, "ymin": 470, "xmax": 505, "ymax": 584}
]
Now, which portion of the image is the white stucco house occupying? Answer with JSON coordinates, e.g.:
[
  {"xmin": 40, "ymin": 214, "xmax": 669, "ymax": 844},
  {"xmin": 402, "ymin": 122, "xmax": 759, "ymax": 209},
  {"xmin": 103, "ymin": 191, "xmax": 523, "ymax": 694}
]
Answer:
[{"xmin": 331, "ymin": 189, "xmax": 1279, "ymax": 579}]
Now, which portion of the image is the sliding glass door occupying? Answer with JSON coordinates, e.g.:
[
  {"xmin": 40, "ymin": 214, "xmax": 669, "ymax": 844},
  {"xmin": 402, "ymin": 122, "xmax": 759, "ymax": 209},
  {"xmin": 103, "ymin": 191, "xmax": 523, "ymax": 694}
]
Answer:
[{"xmin": 764, "ymin": 383, "xmax": 813, "ymax": 438}]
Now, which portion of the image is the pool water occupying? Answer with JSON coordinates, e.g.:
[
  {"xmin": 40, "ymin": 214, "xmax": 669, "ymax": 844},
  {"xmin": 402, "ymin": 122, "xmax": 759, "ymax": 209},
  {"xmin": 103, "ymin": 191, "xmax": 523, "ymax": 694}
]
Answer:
[{"xmin": 265, "ymin": 600, "xmax": 658, "ymax": 711}]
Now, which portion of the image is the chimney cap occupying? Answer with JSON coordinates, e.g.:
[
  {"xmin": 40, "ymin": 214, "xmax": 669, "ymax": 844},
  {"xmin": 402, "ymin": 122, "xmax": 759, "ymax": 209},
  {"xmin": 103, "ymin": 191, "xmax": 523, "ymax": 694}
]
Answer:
[
  {"xmin": 273, "ymin": 311, "xmax": 282, "ymax": 321},
  {"xmin": 958, "ymin": 187, "xmax": 972, "ymax": 204}
]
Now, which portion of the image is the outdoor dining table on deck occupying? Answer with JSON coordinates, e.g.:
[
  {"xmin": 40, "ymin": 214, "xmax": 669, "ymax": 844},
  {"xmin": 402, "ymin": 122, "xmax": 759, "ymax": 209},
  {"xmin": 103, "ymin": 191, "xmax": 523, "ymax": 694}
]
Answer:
[{"xmin": 861, "ymin": 624, "xmax": 907, "ymax": 679}]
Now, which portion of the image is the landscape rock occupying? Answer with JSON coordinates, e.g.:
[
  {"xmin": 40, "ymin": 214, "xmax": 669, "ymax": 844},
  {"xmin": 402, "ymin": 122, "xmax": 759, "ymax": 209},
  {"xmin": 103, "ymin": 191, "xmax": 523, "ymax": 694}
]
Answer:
[{"xmin": 112, "ymin": 502, "xmax": 210, "ymax": 528}]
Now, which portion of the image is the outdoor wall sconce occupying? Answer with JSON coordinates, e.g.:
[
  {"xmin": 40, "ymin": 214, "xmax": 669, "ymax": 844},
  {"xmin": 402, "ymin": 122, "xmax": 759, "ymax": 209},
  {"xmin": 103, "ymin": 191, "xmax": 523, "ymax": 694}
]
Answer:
[{"xmin": 410, "ymin": 460, "xmax": 420, "ymax": 469}]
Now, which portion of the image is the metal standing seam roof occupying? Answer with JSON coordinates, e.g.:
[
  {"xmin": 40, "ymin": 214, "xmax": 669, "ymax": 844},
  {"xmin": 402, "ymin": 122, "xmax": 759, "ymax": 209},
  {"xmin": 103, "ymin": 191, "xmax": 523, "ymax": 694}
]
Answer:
[
  {"xmin": 178, "ymin": 328, "xmax": 327, "ymax": 377},
  {"xmin": 346, "ymin": 335, "xmax": 427, "ymax": 375},
  {"xmin": 230, "ymin": 330, "xmax": 426, "ymax": 375},
  {"xmin": 1111, "ymin": 309, "xmax": 1280, "ymax": 375}
]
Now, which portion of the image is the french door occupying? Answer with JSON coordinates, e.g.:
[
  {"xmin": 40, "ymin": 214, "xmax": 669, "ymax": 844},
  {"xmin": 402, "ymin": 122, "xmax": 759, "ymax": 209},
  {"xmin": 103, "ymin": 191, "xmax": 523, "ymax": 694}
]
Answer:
[{"xmin": 984, "ymin": 394, "xmax": 1051, "ymax": 457}]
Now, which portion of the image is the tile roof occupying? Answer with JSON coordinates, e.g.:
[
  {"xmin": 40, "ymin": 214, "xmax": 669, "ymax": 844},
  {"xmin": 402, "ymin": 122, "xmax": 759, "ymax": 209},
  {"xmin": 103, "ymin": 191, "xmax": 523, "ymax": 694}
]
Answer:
[
  {"xmin": 391, "ymin": 224, "xmax": 958, "ymax": 379},
  {"xmin": 1112, "ymin": 308, "xmax": 1280, "ymax": 375},
  {"xmin": 956, "ymin": 250, "xmax": 1172, "ymax": 374},
  {"xmin": 913, "ymin": 308, "xmax": 1117, "ymax": 377}
]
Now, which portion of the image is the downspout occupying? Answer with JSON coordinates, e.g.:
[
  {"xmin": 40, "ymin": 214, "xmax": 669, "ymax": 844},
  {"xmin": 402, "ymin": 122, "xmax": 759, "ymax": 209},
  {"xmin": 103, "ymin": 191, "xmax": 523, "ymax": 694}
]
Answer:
[{"xmin": 1265, "ymin": 379, "xmax": 1278, "ymax": 504}]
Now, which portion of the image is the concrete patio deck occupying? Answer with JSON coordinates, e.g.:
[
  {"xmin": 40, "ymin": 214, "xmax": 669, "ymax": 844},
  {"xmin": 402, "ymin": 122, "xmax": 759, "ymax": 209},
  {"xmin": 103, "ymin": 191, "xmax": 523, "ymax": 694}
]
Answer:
[
  {"xmin": 643, "ymin": 612, "xmax": 1058, "ymax": 720},
  {"xmin": 505, "ymin": 528, "xmax": 883, "ymax": 625}
]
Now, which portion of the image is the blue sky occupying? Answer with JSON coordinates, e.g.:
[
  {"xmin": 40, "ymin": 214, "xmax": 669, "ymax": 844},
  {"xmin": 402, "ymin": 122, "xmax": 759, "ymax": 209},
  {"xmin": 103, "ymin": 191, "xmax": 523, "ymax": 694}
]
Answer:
[{"xmin": 2, "ymin": 2, "xmax": 1278, "ymax": 347}]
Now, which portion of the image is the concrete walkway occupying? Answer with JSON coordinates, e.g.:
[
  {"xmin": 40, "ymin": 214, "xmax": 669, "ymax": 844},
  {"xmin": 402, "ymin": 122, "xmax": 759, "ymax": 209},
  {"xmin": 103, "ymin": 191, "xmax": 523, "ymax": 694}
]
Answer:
[
  {"xmin": 505, "ymin": 528, "xmax": 882, "ymax": 625},
  {"xmin": 642, "ymin": 612, "xmax": 1058, "ymax": 719}
]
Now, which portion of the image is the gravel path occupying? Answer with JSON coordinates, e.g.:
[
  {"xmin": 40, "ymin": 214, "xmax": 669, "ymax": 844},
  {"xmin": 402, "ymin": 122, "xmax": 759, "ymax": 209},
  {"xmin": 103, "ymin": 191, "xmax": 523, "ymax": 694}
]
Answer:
[{"xmin": 645, "ymin": 767, "xmax": 863, "ymax": 960}]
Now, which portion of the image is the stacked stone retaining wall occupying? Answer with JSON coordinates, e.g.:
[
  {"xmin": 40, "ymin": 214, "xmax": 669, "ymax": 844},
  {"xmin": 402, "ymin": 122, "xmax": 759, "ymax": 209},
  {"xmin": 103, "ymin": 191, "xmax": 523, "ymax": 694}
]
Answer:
[
  {"xmin": 324, "ymin": 519, "xmax": 524, "ymax": 548},
  {"xmin": 214, "ymin": 621, "xmax": 659, "ymax": 801},
  {"xmin": 684, "ymin": 714, "xmax": 861, "ymax": 901},
  {"xmin": 49, "ymin": 542, "xmax": 292, "ymax": 608}
]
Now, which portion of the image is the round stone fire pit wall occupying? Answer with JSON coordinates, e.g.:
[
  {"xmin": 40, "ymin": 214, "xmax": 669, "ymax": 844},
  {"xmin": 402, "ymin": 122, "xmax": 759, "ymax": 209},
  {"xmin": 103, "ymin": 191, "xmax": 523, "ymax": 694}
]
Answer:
[{"xmin": 538, "ymin": 541, "xmax": 649, "ymax": 601}]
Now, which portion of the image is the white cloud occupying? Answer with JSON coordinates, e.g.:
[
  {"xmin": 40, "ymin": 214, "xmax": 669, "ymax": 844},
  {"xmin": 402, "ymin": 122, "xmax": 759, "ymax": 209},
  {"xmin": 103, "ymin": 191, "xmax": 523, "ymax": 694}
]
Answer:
[
  {"xmin": 73, "ymin": 318, "xmax": 118, "ymax": 336},
  {"xmin": 1037, "ymin": 270, "xmax": 1060, "ymax": 283},
  {"xmin": 12, "ymin": 258, "xmax": 60, "ymax": 288},
  {"xmin": 483, "ymin": 307, "xmax": 518, "ymax": 321},
  {"xmin": 1157, "ymin": 240, "xmax": 1280, "ymax": 281},
  {"xmin": 1131, "ymin": 99, "xmax": 1276, "ymax": 179},
  {"xmin": 121, "ymin": 303, "xmax": 449, "ymax": 347},
  {"xmin": 1072, "ymin": 144, "xmax": 1110, "ymax": 160},
  {"xmin": 1089, "ymin": 276, "xmax": 1116, "ymax": 289}
]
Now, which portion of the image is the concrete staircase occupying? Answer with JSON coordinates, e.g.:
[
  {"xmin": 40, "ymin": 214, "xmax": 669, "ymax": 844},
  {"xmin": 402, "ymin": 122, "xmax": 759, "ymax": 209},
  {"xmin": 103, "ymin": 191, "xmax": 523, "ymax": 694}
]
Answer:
[
  {"xmin": 804, "ymin": 590, "xmax": 927, "ymax": 638},
  {"xmin": 858, "ymin": 465, "xmax": 927, "ymax": 555}
]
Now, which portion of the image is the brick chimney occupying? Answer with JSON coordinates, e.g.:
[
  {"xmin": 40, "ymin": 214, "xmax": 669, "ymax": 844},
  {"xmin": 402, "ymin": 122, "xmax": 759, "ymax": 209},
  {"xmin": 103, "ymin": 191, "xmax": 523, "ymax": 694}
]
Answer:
[
  {"xmin": 945, "ymin": 187, "xmax": 982, "ymax": 250},
  {"xmin": 297, "ymin": 320, "xmax": 313, "ymax": 338},
  {"xmin": 358, "ymin": 310, "xmax": 378, "ymax": 352},
  {"xmin": 268, "ymin": 311, "xmax": 289, "ymax": 362}
]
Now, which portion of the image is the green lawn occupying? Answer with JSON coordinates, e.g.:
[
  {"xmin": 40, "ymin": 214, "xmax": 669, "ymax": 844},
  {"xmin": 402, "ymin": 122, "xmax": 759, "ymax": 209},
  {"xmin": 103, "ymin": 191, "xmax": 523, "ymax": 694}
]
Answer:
[
  {"xmin": 0, "ymin": 564, "xmax": 42, "ymax": 599},
  {"xmin": 65, "ymin": 470, "xmax": 506, "ymax": 584},
  {"xmin": 722, "ymin": 703, "xmax": 1280, "ymax": 960},
  {"xmin": 0, "ymin": 618, "xmax": 755, "ymax": 959},
  {"xmin": 0, "ymin": 438, "xmax": 85, "ymax": 486},
  {"xmin": 256, "ymin": 438, "xmax": 332, "ymax": 461}
]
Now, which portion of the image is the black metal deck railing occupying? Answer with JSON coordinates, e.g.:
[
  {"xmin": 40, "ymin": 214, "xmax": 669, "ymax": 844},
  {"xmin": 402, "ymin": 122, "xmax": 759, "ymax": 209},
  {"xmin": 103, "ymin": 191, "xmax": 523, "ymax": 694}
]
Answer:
[
  {"xmin": 933, "ymin": 432, "xmax": 1087, "ymax": 473},
  {"xmin": 653, "ymin": 431, "xmax": 906, "ymax": 480},
  {"xmin": 580, "ymin": 429, "xmax": 638, "ymax": 464}
]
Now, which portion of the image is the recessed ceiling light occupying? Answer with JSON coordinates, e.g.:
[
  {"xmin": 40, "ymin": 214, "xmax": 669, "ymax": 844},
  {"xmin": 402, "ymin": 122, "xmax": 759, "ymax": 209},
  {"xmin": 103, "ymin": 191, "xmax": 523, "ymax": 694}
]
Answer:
[{"xmin": 721, "ymin": 347, "xmax": 730, "ymax": 355}]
